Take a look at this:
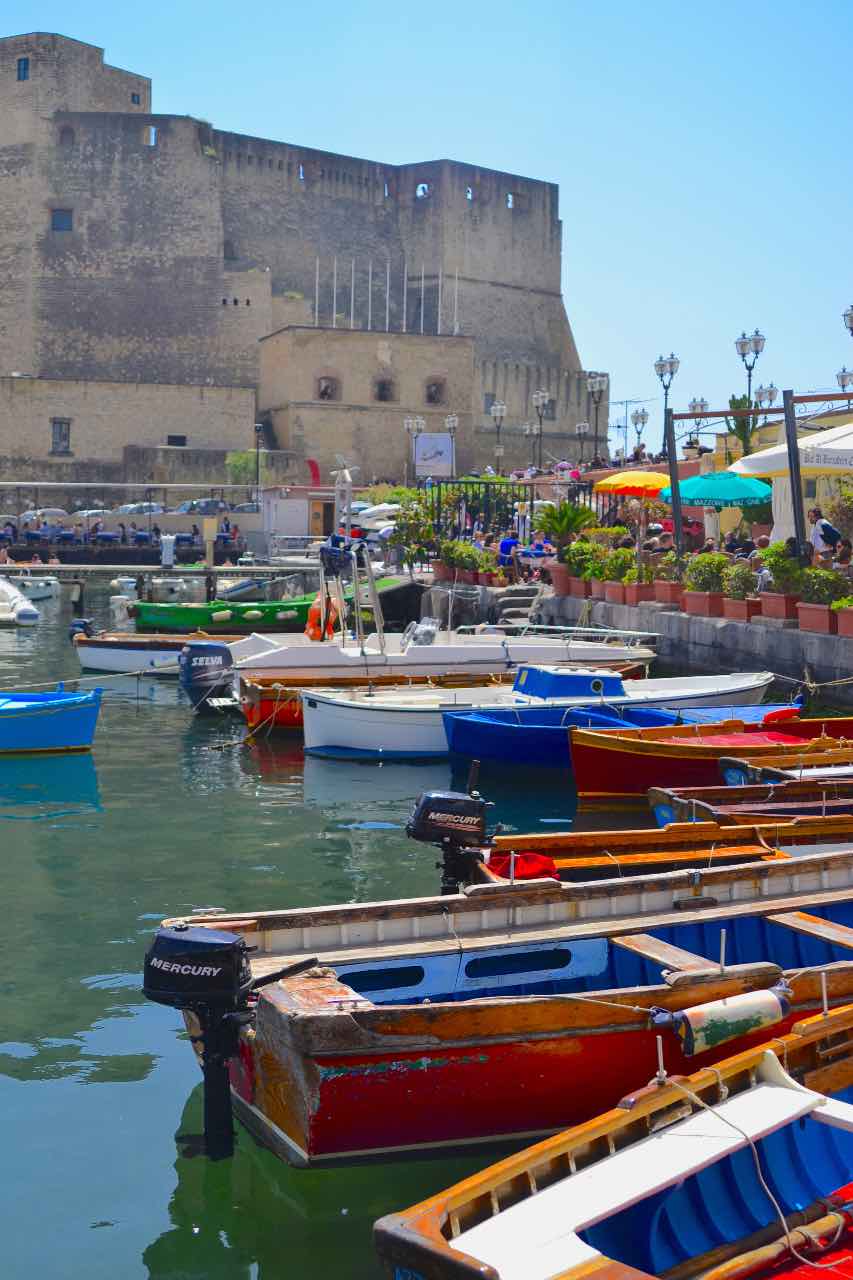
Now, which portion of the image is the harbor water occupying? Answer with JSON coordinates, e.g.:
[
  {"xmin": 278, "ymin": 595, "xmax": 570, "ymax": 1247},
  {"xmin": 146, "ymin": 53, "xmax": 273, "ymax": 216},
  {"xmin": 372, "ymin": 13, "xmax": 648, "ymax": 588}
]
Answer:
[{"xmin": 3, "ymin": 586, "xmax": 613, "ymax": 1279}]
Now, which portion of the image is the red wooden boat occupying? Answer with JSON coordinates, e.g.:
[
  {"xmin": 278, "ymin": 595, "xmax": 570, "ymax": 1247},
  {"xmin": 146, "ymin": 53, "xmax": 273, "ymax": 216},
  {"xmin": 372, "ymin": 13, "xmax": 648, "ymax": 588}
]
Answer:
[
  {"xmin": 569, "ymin": 716, "xmax": 853, "ymax": 802},
  {"xmin": 145, "ymin": 848, "xmax": 853, "ymax": 1166}
]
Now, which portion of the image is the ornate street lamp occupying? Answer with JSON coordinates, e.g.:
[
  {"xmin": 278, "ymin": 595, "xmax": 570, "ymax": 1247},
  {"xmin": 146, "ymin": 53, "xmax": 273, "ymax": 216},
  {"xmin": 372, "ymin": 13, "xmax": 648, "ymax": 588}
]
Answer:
[
  {"xmin": 654, "ymin": 353, "xmax": 679, "ymax": 453},
  {"xmin": 630, "ymin": 406, "xmax": 648, "ymax": 452},
  {"xmin": 838, "ymin": 368, "xmax": 853, "ymax": 405},
  {"xmin": 444, "ymin": 413, "xmax": 458, "ymax": 477},
  {"xmin": 404, "ymin": 414, "xmax": 425, "ymax": 485},
  {"xmin": 843, "ymin": 305, "xmax": 853, "ymax": 338},
  {"xmin": 586, "ymin": 372, "xmax": 608, "ymax": 458},
  {"xmin": 575, "ymin": 420, "xmax": 590, "ymax": 464},
  {"xmin": 532, "ymin": 389, "xmax": 548, "ymax": 469},
  {"xmin": 490, "ymin": 399, "xmax": 506, "ymax": 473},
  {"xmin": 654, "ymin": 352, "xmax": 682, "ymax": 555},
  {"xmin": 734, "ymin": 328, "xmax": 765, "ymax": 404},
  {"xmin": 522, "ymin": 421, "xmax": 541, "ymax": 468}
]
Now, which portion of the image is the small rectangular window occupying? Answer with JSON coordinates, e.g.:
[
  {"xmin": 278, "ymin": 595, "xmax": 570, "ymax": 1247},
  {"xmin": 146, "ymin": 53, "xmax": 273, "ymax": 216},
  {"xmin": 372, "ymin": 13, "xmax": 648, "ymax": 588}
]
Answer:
[
  {"xmin": 50, "ymin": 419, "xmax": 71, "ymax": 455},
  {"xmin": 545, "ymin": 398, "xmax": 557, "ymax": 421},
  {"xmin": 166, "ymin": 434, "xmax": 187, "ymax": 447},
  {"xmin": 131, "ymin": 92, "xmax": 141, "ymax": 105},
  {"xmin": 484, "ymin": 392, "xmax": 496, "ymax": 413},
  {"xmin": 143, "ymin": 125, "xmax": 157, "ymax": 147},
  {"xmin": 17, "ymin": 57, "xmax": 29, "ymax": 82},
  {"xmin": 51, "ymin": 209, "xmax": 73, "ymax": 232}
]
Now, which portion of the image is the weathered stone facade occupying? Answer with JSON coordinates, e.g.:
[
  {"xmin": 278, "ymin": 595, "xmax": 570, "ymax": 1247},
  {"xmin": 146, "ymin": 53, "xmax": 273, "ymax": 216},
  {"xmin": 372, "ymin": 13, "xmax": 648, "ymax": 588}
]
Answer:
[
  {"xmin": 259, "ymin": 327, "xmax": 475, "ymax": 480},
  {"xmin": 0, "ymin": 32, "xmax": 606, "ymax": 477}
]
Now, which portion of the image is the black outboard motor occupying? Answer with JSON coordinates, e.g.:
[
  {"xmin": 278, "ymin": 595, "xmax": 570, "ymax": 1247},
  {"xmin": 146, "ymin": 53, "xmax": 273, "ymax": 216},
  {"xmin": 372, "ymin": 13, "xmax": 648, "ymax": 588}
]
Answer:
[
  {"xmin": 179, "ymin": 640, "xmax": 234, "ymax": 712},
  {"xmin": 143, "ymin": 922, "xmax": 316, "ymax": 1159},
  {"xmin": 69, "ymin": 617, "xmax": 94, "ymax": 642},
  {"xmin": 319, "ymin": 533, "xmax": 366, "ymax": 578},
  {"xmin": 406, "ymin": 789, "xmax": 489, "ymax": 894}
]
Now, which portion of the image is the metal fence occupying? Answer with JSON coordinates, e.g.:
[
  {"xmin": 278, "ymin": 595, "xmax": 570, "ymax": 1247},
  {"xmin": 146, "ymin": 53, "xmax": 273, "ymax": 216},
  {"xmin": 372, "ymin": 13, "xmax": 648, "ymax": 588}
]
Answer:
[{"xmin": 425, "ymin": 479, "xmax": 595, "ymax": 541}]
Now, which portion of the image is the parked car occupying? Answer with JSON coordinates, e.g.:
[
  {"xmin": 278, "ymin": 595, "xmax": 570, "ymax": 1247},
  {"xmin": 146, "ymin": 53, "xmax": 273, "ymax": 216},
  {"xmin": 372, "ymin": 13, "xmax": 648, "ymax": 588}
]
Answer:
[
  {"xmin": 231, "ymin": 502, "xmax": 259, "ymax": 513},
  {"xmin": 20, "ymin": 508, "xmax": 69, "ymax": 522},
  {"xmin": 173, "ymin": 499, "xmax": 232, "ymax": 515},
  {"xmin": 114, "ymin": 501, "xmax": 164, "ymax": 515},
  {"xmin": 73, "ymin": 508, "xmax": 112, "ymax": 519}
]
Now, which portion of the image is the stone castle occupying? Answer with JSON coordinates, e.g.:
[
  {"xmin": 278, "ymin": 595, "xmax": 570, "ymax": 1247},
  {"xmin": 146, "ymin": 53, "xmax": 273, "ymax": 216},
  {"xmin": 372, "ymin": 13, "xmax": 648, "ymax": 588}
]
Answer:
[{"xmin": 0, "ymin": 32, "xmax": 606, "ymax": 481}]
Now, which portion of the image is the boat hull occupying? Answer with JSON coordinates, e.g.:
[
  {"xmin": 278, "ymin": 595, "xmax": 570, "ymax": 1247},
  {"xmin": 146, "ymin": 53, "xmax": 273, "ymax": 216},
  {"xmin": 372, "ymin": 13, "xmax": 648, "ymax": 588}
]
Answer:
[
  {"xmin": 223, "ymin": 967, "xmax": 851, "ymax": 1165},
  {"xmin": 0, "ymin": 689, "xmax": 102, "ymax": 753},
  {"xmin": 571, "ymin": 717, "xmax": 853, "ymax": 801}
]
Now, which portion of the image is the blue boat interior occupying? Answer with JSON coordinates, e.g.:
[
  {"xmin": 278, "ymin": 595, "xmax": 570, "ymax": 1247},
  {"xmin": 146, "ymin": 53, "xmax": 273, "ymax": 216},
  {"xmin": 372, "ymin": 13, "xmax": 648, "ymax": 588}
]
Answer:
[
  {"xmin": 580, "ymin": 1088, "xmax": 853, "ymax": 1275},
  {"xmin": 334, "ymin": 898, "xmax": 853, "ymax": 1005}
]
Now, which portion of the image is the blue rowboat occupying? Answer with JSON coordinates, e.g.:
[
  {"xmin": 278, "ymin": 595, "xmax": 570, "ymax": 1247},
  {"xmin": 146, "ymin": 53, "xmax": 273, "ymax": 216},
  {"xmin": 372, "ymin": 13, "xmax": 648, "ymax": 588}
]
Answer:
[
  {"xmin": 443, "ymin": 701, "xmax": 803, "ymax": 769},
  {"xmin": 0, "ymin": 684, "xmax": 102, "ymax": 753}
]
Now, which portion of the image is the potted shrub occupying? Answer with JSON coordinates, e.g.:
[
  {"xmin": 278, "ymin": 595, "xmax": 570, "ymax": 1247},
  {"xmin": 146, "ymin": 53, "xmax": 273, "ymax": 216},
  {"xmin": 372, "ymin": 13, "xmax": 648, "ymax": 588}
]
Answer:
[
  {"xmin": 583, "ymin": 544, "xmax": 609, "ymax": 599},
  {"xmin": 682, "ymin": 552, "xmax": 728, "ymax": 617},
  {"xmin": 760, "ymin": 541, "xmax": 804, "ymax": 620},
  {"xmin": 832, "ymin": 595, "xmax": 853, "ymax": 636},
  {"xmin": 603, "ymin": 547, "xmax": 635, "ymax": 605},
  {"xmin": 652, "ymin": 551, "xmax": 684, "ymax": 607},
  {"xmin": 476, "ymin": 547, "xmax": 498, "ymax": 586},
  {"xmin": 722, "ymin": 561, "xmax": 762, "ymax": 622},
  {"xmin": 623, "ymin": 564, "xmax": 656, "ymax": 606},
  {"xmin": 538, "ymin": 501, "xmax": 596, "ymax": 596},
  {"xmin": 797, "ymin": 568, "xmax": 849, "ymax": 633},
  {"xmin": 432, "ymin": 539, "xmax": 455, "ymax": 583},
  {"xmin": 559, "ymin": 540, "xmax": 594, "ymax": 597}
]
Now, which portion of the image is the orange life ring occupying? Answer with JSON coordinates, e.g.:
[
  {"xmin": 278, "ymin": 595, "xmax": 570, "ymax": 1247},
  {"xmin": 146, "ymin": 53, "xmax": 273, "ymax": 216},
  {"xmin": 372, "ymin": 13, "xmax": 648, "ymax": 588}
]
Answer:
[{"xmin": 304, "ymin": 591, "xmax": 338, "ymax": 641}]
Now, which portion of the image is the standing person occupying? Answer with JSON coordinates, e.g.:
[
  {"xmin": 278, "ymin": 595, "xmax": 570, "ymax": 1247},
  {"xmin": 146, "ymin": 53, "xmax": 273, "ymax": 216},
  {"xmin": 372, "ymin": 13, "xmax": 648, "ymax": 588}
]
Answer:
[
  {"xmin": 808, "ymin": 507, "xmax": 841, "ymax": 559},
  {"xmin": 117, "ymin": 521, "xmax": 127, "ymax": 545},
  {"xmin": 191, "ymin": 523, "xmax": 201, "ymax": 546}
]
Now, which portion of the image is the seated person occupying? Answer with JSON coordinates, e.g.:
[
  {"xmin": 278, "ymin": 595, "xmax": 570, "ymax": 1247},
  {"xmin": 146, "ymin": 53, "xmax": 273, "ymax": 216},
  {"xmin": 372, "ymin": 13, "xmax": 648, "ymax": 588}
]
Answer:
[{"xmin": 498, "ymin": 529, "xmax": 519, "ymax": 567}]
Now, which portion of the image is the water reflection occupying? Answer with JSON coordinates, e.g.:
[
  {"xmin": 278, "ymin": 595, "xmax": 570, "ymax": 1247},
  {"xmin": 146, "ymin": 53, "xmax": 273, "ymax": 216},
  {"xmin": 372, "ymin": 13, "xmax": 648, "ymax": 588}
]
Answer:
[{"xmin": 0, "ymin": 751, "xmax": 100, "ymax": 819}]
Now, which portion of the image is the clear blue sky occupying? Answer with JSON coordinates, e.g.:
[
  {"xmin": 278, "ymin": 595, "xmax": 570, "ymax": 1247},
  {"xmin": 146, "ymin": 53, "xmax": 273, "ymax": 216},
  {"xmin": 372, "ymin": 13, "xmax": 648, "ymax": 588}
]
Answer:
[{"xmin": 7, "ymin": 0, "xmax": 852, "ymax": 450}]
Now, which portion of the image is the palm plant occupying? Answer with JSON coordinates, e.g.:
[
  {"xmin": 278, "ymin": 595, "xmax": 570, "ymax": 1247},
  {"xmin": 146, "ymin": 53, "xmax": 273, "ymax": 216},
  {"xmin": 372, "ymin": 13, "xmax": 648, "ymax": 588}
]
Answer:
[
  {"xmin": 724, "ymin": 394, "xmax": 757, "ymax": 460},
  {"xmin": 538, "ymin": 501, "xmax": 596, "ymax": 552}
]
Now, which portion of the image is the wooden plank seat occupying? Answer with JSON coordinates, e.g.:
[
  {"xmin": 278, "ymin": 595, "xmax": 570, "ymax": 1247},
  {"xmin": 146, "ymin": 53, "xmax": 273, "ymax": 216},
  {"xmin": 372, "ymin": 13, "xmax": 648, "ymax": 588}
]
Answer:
[
  {"xmin": 611, "ymin": 933, "xmax": 712, "ymax": 971},
  {"xmin": 769, "ymin": 911, "xmax": 853, "ymax": 950}
]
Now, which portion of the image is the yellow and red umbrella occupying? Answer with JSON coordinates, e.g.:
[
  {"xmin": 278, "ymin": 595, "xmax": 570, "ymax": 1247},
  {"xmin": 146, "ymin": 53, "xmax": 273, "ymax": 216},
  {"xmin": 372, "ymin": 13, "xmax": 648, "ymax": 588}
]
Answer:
[{"xmin": 593, "ymin": 470, "xmax": 671, "ymax": 498}]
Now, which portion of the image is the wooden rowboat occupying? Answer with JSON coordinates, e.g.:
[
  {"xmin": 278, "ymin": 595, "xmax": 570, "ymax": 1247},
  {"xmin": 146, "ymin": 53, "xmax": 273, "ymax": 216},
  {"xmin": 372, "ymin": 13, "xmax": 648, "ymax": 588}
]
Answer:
[
  {"xmin": 149, "ymin": 847, "xmax": 853, "ymax": 1166},
  {"xmin": 374, "ymin": 1004, "xmax": 853, "ymax": 1280},
  {"xmin": 569, "ymin": 718, "xmax": 853, "ymax": 803},
  {"xmin": 473, "ymin": 813, "xmax": 853, "ymax": 883},
  {"xmin": 649, "ymin": 778, "xmax": 853, "ymax": 827}
]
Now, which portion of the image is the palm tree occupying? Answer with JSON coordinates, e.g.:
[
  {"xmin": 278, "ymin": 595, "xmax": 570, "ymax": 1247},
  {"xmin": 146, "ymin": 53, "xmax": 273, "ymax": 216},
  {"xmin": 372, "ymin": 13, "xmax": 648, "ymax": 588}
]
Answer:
[
  {"xmin": 538, "ymin": 500, "xmax": 596, "ymax": 552},
  {"xmin": 724, "ymin": 394, "xmax": 757, "ymax": 461}
]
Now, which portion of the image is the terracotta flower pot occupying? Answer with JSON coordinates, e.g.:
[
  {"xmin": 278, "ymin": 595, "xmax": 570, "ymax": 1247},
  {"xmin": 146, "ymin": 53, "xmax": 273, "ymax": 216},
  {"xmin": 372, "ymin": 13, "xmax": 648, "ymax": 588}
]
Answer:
[
  {"xmin": 683, "ymin": 590, "xmax": 724, "ymax": 617},
  {"xmin": 761, "ymin": 593, "xmax": 799, "ymax": 621},
  {"xmin": 458, "ymin": 569, "xmax": 477, "ymax": 585},
  {"xmin": 624, "ymin": 584, "xmax": 656, "ymax": 606},
  {"xmin": 722, "ymin": 597, "xmax": 762, "ymax": 622},
  {"xmin": 590, "ymin": 578, "xmax": 607, "ymax": 600},
  {"xmin": 548, "ymin": 560, "xmax": 573, "ymax": 596},
  {"xmin": 836, "ymin": 607, "xmax": 853, "ymax": 636},
  {"xmin": 796, "ymin": 602, "xmax": 837, "ymax": 634},
  {"xmin": 604, "ymin": 581, "xmax": 626, "ymax": 605},
  {"xmin": 569, "ymin": 576, "xmax": 591, "ymax": 598},
  {"xmin": 654, "ymin": 580, "xmax": 684, "ymax": 608}
]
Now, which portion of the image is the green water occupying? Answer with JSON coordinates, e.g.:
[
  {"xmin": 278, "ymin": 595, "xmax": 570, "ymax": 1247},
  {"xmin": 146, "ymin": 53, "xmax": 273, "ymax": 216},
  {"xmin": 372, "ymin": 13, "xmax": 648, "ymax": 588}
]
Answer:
[{"xmin": 2, "ymin": 587, "xmax": 589, "ymax": 1279}]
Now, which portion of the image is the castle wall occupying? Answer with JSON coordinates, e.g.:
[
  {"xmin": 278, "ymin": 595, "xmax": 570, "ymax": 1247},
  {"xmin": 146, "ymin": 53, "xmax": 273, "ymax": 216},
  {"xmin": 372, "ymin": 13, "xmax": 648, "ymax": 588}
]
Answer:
[{"xmin": 0, "ymin": 375, "xmax": 254, "ymax": 462}]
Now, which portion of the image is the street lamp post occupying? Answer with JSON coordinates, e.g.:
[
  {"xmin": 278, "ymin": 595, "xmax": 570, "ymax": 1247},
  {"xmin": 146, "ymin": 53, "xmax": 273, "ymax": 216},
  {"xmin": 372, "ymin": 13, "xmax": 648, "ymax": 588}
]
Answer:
[
  {"xmin": 843, "ymin": 305, "xmax": 853, "ymax": 340},
  {"xmin": 575, "ymin": 420, "xmax": 590, "ymax": 464},
  {"xmin": 522, "ymin": 421, "xmax": 541, "ymax": 468},
  {"xmin": 444, "ymin": 414, "xmax": 458, "ymax": 478},
  {"xmin": 734, "ymin": 329, "xmax": 766, "ymax": 404},
  {"xmin": 630, "ymin": 406, "xmax": 648, "ymax": 457},
  {"xmin": 532, "ymin": 389, "xmax": 548, "ymax": 469},
  {"xmin": 586, "ymin": 373, "xmax": 608, "ymax": 459},
  {"xmin": 654, "ymin": 352, "xmax": 682, "ymax": 557},
  {"xmin": 755, "ymin": 382, "xmax": 778, "ymax": 426},
  {"xmin": 404, "ymin": 415, "xmax": 425, "ymax": 486},
  {"xmin": 254, "ymin": 422, "xmax": 264, "ymax": 500},
  {"xmin": 838, "ymin": 368, "xmax": 853, "ymax": 407},
  {"xmin": 490, "ymin": 399, "xmax": 506, "ymax": 473}
]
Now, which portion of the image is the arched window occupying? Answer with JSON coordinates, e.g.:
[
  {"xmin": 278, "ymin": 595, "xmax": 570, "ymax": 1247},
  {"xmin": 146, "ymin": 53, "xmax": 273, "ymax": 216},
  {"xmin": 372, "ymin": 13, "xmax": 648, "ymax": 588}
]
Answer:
[
  {"xmin": 58, "ymin": 125, "xmax": 75, "ymax": 148},
  {"xmin": 316, "ymin": 376, "xmax": 340, "ymax": 402}
]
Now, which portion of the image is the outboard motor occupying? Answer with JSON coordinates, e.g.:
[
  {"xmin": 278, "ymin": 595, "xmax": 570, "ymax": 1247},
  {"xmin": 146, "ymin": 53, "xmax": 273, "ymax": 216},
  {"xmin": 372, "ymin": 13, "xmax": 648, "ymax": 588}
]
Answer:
[
  {"xmin": 143, "ymin": 923, "xmax": 316, "ymax": 1159},
  {"xmin": 407, "ymin": 616, "xmax": 440, "ymax": 646},
  {"xmin": 406, "ymin": 789, "xmax": 489, "ymax": 894},
  {"xmin": 69, "ymin": 617, "xmax": 94, "ymax": 643},
  {"xmin": 178, "ymin": 640, "xmax": 234, "ymax": 712},
  {"xmin": 319, "ymin": 533, "xmax": 362, "ymax": 579}
]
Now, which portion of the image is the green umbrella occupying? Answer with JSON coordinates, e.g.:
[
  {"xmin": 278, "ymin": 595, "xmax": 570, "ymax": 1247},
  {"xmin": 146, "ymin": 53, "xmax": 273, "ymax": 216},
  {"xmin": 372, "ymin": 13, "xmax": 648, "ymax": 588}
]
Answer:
[{"xmin": 659, "ymin": 471, "xmax": 771, "ymax": 508}]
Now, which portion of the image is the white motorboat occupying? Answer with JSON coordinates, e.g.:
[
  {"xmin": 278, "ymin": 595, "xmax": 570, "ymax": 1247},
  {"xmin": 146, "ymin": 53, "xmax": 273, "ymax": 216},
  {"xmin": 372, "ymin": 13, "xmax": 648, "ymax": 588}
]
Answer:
[
  {"xmin": 6, "ymin": 570, "xmax": 61, "ymax": 601},
  {"xmin": 300, "ymin": 665, "xmax": 776, "ymax": 759},
  {"xmin": 0, "ymin": 577, "xmax": 40, "ymax": 626}
]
